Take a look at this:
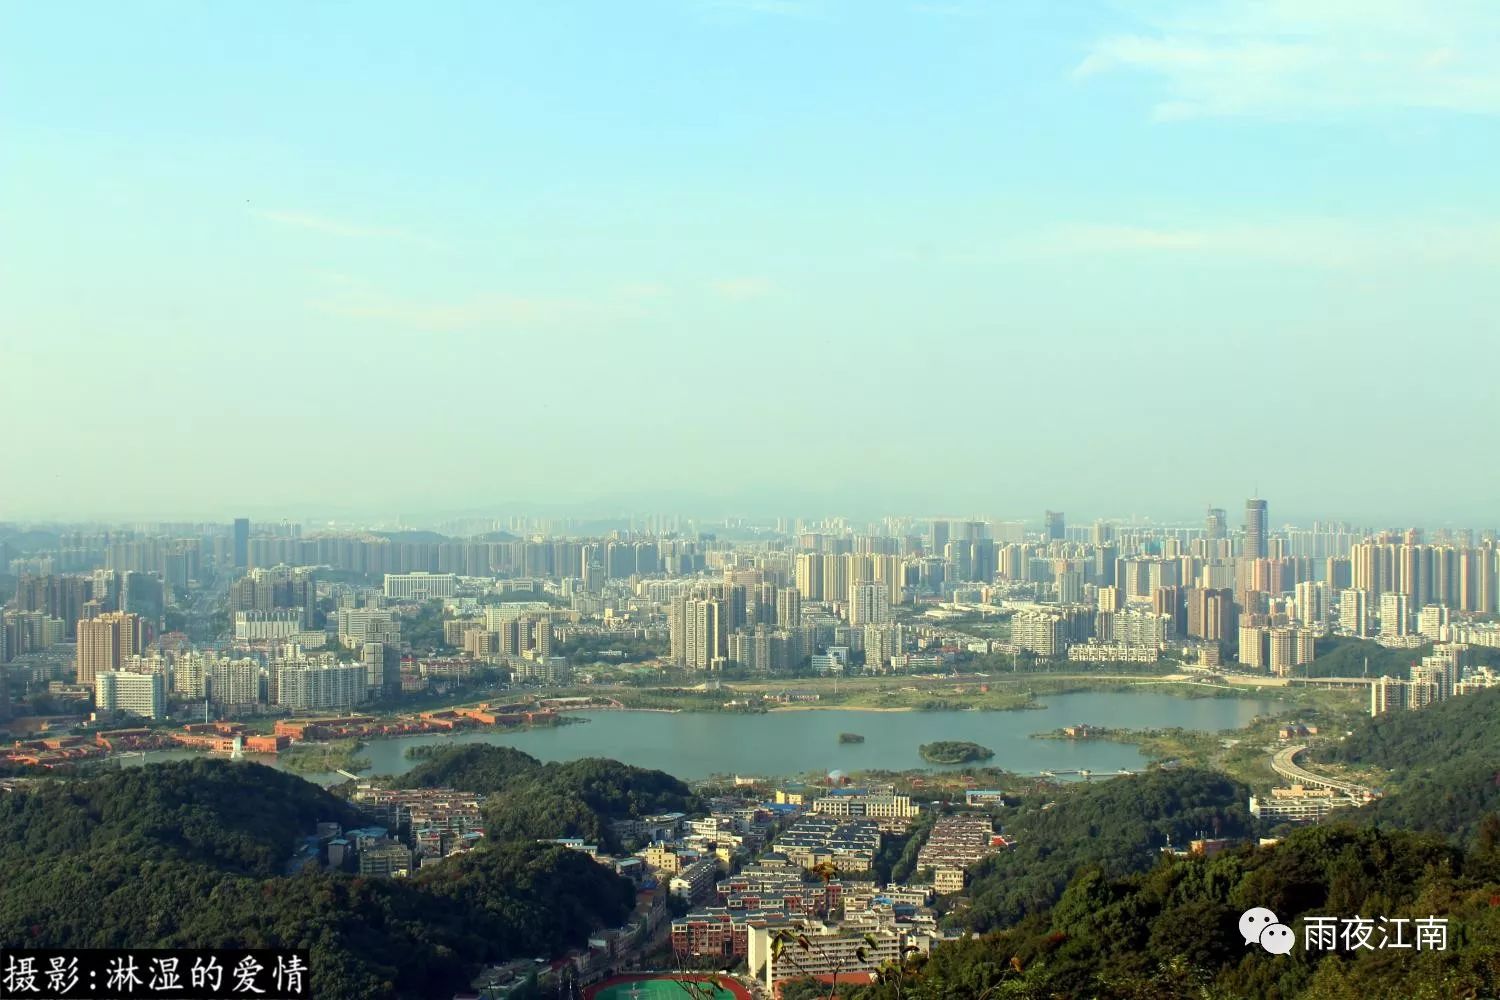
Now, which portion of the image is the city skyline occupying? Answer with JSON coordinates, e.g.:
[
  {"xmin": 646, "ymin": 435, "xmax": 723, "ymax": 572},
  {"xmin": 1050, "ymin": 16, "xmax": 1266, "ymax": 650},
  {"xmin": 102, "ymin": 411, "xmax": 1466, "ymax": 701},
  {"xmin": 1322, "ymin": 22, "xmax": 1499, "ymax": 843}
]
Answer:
[
  {"xmin": 5, "ymin": 498, "xmax": 1500, "ymax": 536},
  {"xmin": 6, "ymin": 1, "xmax": 1500, "ymax": 521}
]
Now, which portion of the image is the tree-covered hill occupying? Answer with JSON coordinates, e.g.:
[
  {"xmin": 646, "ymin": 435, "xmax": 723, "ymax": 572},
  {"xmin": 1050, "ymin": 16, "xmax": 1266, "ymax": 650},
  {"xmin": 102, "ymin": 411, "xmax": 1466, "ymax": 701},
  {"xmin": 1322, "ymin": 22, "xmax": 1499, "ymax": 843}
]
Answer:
[
  {"xmin": 844, "ymin": 824, "xmax": 1500, "ymax": 999},
  {"xmin": 1310, "ymin": 688, "xmax": 1500, "ymax": 848},
  {"xmin": 1343, "ymin": 752, "xmax": 1500, "ymax": 848},
  {"xmin": 398, "ymin": 744, "xmax": 700, "ymax": 849},
  {"xmin": 962, "ymin": 768, "xmax": 1250, "ymax": 931},
  {"xmin": 1307, "ymin": 637, "xmax": 1429, "ymax": 679},
  {"xmin": 398, "ymin": 743, "xmax": 544, "ymax": 792},
  {"xmin": 0, "ymin": 759, "xmax": 364, "ymax": 875},
  {"xmin": 0, "ymin": 761, "xmax": 640, "ymax": 999},
  {"xmin": 1322, "ymin": 686, "xmax": 1500, "ymax": 771}
]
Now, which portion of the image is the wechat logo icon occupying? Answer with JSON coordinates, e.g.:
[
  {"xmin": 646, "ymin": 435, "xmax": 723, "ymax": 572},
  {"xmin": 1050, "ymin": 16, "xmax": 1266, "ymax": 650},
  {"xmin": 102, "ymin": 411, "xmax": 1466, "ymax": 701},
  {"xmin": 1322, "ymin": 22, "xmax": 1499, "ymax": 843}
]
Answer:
[{"xmin": 1240, "ymin": 907, "xmax": 1294, "ymax": 955}]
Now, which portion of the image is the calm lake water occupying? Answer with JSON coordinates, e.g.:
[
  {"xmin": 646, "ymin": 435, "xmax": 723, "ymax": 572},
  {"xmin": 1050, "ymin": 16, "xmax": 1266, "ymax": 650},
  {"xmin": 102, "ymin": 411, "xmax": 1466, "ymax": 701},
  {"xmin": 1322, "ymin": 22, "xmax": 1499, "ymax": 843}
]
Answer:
[{"xmin": 130, "ymin": 690, "xmax": 1277, "ymax": 784}]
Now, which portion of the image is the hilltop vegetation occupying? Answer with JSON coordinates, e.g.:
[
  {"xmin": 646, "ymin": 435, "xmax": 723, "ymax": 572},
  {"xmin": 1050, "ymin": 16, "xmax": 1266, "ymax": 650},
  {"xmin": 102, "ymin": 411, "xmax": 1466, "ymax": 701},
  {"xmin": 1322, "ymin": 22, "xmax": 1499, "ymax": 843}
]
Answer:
[
  {"xmin": 839, "ymin": 824, "xmax": 1500, "ymax": 999},
  {"xmin": 1314, "ymin": 687, "xmax": 1500, "ymax": 848},
  {"xmin": 1323, "ymin": 686, "xmax": 1500, "ymax": 771},
  {"xmin": 0, "ymin": 760, "xmax": 637, "ymax": 1000},
  {"xmin": 1307, "ymin": 637, "xmax": 1429, "ymax": 678},
  {"xmin": 397, "ymin": 744, "xmax": 699, "ymax": 849},
  {"xmin": 0, "ymin": 758, "xmax": 365, "ymax": 875},
  {"xmin": 962, "ymin": 768, "xmax": 1251, "ymax": 931}
]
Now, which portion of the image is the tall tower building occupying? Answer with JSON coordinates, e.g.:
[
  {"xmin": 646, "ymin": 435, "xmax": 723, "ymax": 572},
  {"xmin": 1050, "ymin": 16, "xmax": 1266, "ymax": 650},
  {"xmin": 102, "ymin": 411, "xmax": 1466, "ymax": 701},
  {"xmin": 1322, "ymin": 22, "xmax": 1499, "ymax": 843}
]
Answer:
[
  {"xmin": 1244, "ymin": 499, "xmax": 1268, "ymax": 560},
  {"xmin": 683, "ymin": 598, "xmax": 726, "ymax": 670},
  {"xmin": 233, "ymin": 518, "xmax": 250, "ymax": 569},
  {"xmin": 1205, "ymin": 508, "xmax": 1228, "ymax": 541},
  {"xmin": 1044, "ymin": 511, "xmax": 1065, "ymax": 542},
  {"xmin": 776, "ymin": 588, "xmax": 802, "ymax": 629},
  {"xmin": 76, "ymin": 612, "xmax": 144, "ymax": 687}
]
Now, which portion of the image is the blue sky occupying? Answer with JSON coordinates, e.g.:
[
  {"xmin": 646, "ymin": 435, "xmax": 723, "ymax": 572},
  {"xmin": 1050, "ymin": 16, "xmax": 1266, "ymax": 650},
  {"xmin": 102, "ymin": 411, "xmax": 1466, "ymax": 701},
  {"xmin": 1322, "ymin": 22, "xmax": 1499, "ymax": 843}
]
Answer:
[{"xmin": 3, "ymin": 0, "xmax": 1498, "ymax": 526}]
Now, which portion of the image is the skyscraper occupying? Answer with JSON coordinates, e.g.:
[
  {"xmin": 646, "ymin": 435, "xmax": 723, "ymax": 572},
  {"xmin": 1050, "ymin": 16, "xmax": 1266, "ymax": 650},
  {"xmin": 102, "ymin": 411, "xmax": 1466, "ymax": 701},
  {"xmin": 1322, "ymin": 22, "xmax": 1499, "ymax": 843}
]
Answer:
[
  {"xmin": 233, "ymin": 518, "xmax": 250, "ymax": 569},
  {"xmin": 1244, "ymin": 499, "xmax": 1268, "ymax": 560},
  {"xmin": 1045, "ymin": 511, "xmax": 1065, "ymax": 542},
  {"xmin": 1205, "ymin": 508, "xmax": 1227, "ymax": 541}
]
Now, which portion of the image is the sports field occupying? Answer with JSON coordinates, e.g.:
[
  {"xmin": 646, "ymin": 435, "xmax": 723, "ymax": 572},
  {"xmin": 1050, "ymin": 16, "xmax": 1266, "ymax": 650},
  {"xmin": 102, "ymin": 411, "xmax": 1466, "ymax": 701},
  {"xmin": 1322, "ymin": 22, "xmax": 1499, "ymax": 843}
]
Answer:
[{"xmin": 584, "ymin": 974, "xmax": 751, "ymax": 1000}]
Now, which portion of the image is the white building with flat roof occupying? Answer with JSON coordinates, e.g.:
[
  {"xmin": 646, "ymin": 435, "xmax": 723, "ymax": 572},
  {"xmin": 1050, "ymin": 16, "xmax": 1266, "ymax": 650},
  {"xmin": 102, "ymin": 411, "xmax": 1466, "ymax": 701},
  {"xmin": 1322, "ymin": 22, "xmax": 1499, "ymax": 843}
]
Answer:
[
  {"xmin": 96, "ymin": 671, "xmax": 166, "ymax": 720},
  {"xmin": 384, "ymin": 572, "xmax": 458, "ymax": 600}
]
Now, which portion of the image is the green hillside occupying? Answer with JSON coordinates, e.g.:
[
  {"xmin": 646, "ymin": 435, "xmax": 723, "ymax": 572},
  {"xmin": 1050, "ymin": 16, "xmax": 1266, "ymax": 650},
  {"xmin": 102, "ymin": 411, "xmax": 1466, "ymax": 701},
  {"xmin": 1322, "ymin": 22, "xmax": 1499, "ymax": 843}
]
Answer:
[{"xmin": 0, "ymin": 760, "xmax": 638, "ymax": 1000}]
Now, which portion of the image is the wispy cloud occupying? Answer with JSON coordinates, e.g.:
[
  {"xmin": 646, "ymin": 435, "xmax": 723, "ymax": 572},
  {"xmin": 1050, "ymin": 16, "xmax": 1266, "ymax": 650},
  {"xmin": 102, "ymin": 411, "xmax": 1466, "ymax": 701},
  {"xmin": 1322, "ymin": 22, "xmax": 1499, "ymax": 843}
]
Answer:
[
  {"xmin": 709, "ymin": 276, "xmax": 773, "ymax": 300},
  {"xmin": 1040, "ymin": 219, "xmax": 1500, "ymax": 267},
  {"xmin": 258, "ymin": 209, "xmax": 445, "ymax": 250},
  {"xmin": 1077, "ymin": 0, "xmax": 1500, "ymax": 120}
]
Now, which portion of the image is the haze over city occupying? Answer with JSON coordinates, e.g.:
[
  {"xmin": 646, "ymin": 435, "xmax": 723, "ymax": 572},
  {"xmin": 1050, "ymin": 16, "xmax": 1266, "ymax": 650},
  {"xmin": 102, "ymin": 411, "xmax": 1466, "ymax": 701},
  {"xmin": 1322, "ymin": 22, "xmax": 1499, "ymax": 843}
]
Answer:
[{"xmin": 5, "ymin": 0, "xmax": 1500, "ymax": 522}]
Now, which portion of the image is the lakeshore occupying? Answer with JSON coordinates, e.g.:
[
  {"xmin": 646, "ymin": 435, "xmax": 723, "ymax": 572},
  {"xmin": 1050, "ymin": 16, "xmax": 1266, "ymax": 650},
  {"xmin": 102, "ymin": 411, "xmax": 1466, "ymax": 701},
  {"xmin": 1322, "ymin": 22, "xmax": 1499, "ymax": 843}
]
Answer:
[{"xmin": 182, "ymin": 689, "xmax": 1284, "ymax": 783}]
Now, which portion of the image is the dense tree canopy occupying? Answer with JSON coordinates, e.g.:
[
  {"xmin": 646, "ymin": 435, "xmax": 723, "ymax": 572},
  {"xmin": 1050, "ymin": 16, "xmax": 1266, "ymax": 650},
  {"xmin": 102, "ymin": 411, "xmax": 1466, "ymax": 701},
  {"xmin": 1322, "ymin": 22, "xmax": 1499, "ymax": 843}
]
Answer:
[
  {"xmin": 963, "ymin": 768, "xmax": 1250, "ymax": 931},
  {"xmin": 0, "ymin": 760, "xmax": 639, "ymax": 1000},
  {"xmin": 398, "ymin": 743, "xmax": 544, "ymax": 793},
  {"xmin": 1312, "ymin": 687, "xmax": 1500, "ymax": 849},
  {"xmin": 1306, "ymin": 637, "xmax": 1430, "ymax": 679},
  {"xmin": 1323, "ymin": 686, "xmax": 1500, "ymax": 771},
  {"xmin": 398, "ymin": 745, "xmax": 700, "ymax": 849},
  {"xmin": 837, "ymin": 825, "xmax": 1500, "ymax": 999}
]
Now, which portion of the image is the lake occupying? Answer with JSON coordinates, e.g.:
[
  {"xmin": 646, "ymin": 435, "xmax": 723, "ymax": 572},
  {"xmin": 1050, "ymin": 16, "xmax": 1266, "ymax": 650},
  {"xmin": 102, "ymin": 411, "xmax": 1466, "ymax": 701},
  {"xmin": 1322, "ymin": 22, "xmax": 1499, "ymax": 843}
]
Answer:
[{"xmin": 159, "ymin": 690, "xmax": 1275, "ymax": 784}]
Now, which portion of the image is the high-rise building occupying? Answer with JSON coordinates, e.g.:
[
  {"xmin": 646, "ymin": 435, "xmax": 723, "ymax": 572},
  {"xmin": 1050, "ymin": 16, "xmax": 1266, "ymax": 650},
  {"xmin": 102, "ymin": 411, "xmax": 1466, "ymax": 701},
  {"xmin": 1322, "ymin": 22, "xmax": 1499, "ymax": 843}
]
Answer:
[
  {"xmin": 233, "ymin": 518, "xmax": 250, "ymax": 569},
  {"xmin": 0, "ymin": 664, "xmax": 11, "ymax": 721},
  {"xmin": 76, "ymin": 612, "xmax": 144, "ymax": 687},
  {"xmin": 1378, "ymin": 593, "xmax": 1410, "ymax": 636},
  {"xmin": 1294, "ymin": 580, "xmax": 1327, "ymax": 624},
  {"xmin": 1044, "ymin": 511, "xmax": 1065, "ymax": 542},
  {"xmin": 847, "ymin": 583, "xmax": 892, "ymax": 626},
  {"xmin": 12, "ymin": 574, "xmax": 93, "ymax": 638},
  {"xmin": 683, "ymin": 597, "xmax": 727, "ymax": 670},
  {"xmin": 1339, "ymin": 589, "xmax": 1370, "ymax": 638},
  {"xmin": 776, "ymin": 588, "xmax": 802, "ymax": 629},
  {"xmin": 794, "ymin": 554, "xmax": 824, "ymax": 603},
  {"xmin": 1239, "ymin": 625, "xmax": 1269, "ymax": 670},
  {"xmin": 1417, "ymin": 604, "xmax": 1450, "ymax": 639},
  {"xmin": 119, "ymin": 571, "xmax": 165, "ymax": 625},
  {"xmin": 1244, "ymin": 499, "xmax": 1268, "ymax": 560},
  {"xmin": 1205, "ymin": 508, "xmax": 1228, "ymax": 541},
  {"xmin": 95, "ymin": 671, "xmax": 166, "ymax": 720},
  {"xmin": 1370, "ymin": 675, "xmax": 1406, "ymax": 716},
  {"xmin": 1187, "ymin": 588, "xmax": 1237, "ymax": 642},
  {"xmin": 276, "ymin": 662, "xmax": 368, "ymax": 711}
]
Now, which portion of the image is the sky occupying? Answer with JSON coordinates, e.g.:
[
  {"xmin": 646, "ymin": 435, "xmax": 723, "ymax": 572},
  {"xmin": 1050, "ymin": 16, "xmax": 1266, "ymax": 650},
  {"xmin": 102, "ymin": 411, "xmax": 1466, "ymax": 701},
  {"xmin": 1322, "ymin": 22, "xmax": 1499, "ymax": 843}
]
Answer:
[{"xmin": 3, "ymin": 0, "xmax": 1499, "ymax": 527}]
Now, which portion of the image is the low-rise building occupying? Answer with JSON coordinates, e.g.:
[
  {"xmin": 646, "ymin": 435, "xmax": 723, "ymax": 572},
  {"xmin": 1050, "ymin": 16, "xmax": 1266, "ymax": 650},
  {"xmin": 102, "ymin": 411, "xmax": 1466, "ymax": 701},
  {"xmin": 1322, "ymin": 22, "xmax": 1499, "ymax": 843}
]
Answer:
[
  {"xmin": 1248, "ymin": 785, "xmax": 1366, "ymax": 823},
  {"xmin": 669, "ymin": 858, "xmax": 720, "ymax": 905}
]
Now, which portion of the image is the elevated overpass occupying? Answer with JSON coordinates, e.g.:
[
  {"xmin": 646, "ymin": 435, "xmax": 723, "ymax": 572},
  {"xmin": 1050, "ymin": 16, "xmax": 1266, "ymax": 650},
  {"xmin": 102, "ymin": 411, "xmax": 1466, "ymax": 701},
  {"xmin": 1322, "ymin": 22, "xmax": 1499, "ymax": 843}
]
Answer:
[{"xmin": 1271, "ymin": 745, "xmax": 1373, "ymax": 798}]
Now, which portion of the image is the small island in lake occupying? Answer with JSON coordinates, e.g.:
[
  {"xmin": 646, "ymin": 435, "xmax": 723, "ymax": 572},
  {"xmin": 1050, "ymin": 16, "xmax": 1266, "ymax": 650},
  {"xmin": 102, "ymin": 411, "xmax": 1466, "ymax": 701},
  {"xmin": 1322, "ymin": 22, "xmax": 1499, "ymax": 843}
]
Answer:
[
  {"xmin": 838, "ymin": 732, "xmax": 866, "ymax": 744},
  {"xmin": 919, "ymin": 740, "xmax": 995, "ymax": 764}
]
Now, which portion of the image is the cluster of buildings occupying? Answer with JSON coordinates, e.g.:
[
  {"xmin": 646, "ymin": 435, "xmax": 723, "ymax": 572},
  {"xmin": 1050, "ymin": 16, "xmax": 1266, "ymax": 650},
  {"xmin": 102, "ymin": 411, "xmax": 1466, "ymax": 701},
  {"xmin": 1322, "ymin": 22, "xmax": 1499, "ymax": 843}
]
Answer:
[
  {"xmin": 646, "ymin": 783, "xmax": 1006, "ymax": 991},
  {"xmin": 11, "ymin": 505, "xmax": 1500, "ymax": 741},
  {"xmin": 1248, "ymin": 784, "xmax": 1368, "ymax": 824},
  {"xmin": 1369, "ymin": 643, "xmax": 1500, "ymax": 715},
  {"xmin": 351, "ymin": 785, "xmax": 487, "ymax": 865},
  {"xmin": 916, "ymin": 816, "xmax": 1006, "ymax": 893}
]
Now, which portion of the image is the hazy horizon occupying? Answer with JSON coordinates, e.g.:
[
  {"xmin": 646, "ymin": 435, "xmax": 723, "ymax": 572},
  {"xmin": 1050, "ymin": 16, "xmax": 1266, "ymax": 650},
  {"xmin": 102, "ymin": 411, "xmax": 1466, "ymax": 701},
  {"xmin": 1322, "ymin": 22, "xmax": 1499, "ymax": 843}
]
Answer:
[{"xmin": 5, "ymin": 1, "xmax": 1498, "ymax": 523}]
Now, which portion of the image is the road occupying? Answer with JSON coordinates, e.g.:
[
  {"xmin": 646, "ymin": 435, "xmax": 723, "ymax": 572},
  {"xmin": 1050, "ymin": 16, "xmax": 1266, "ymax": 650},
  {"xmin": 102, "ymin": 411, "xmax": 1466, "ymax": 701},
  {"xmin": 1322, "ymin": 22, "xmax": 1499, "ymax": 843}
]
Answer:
[{"xmin": 1271, "ymin": 744, "xmax": 1373, "ymax": 797}]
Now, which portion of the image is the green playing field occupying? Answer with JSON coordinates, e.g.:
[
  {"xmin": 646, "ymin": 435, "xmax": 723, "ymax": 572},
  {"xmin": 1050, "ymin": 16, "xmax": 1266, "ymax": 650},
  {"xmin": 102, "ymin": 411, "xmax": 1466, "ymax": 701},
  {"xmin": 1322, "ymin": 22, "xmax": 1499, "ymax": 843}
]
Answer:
[{"xmin": 590, "ymin": 978, "xmax": 741, "ymax": 999}]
